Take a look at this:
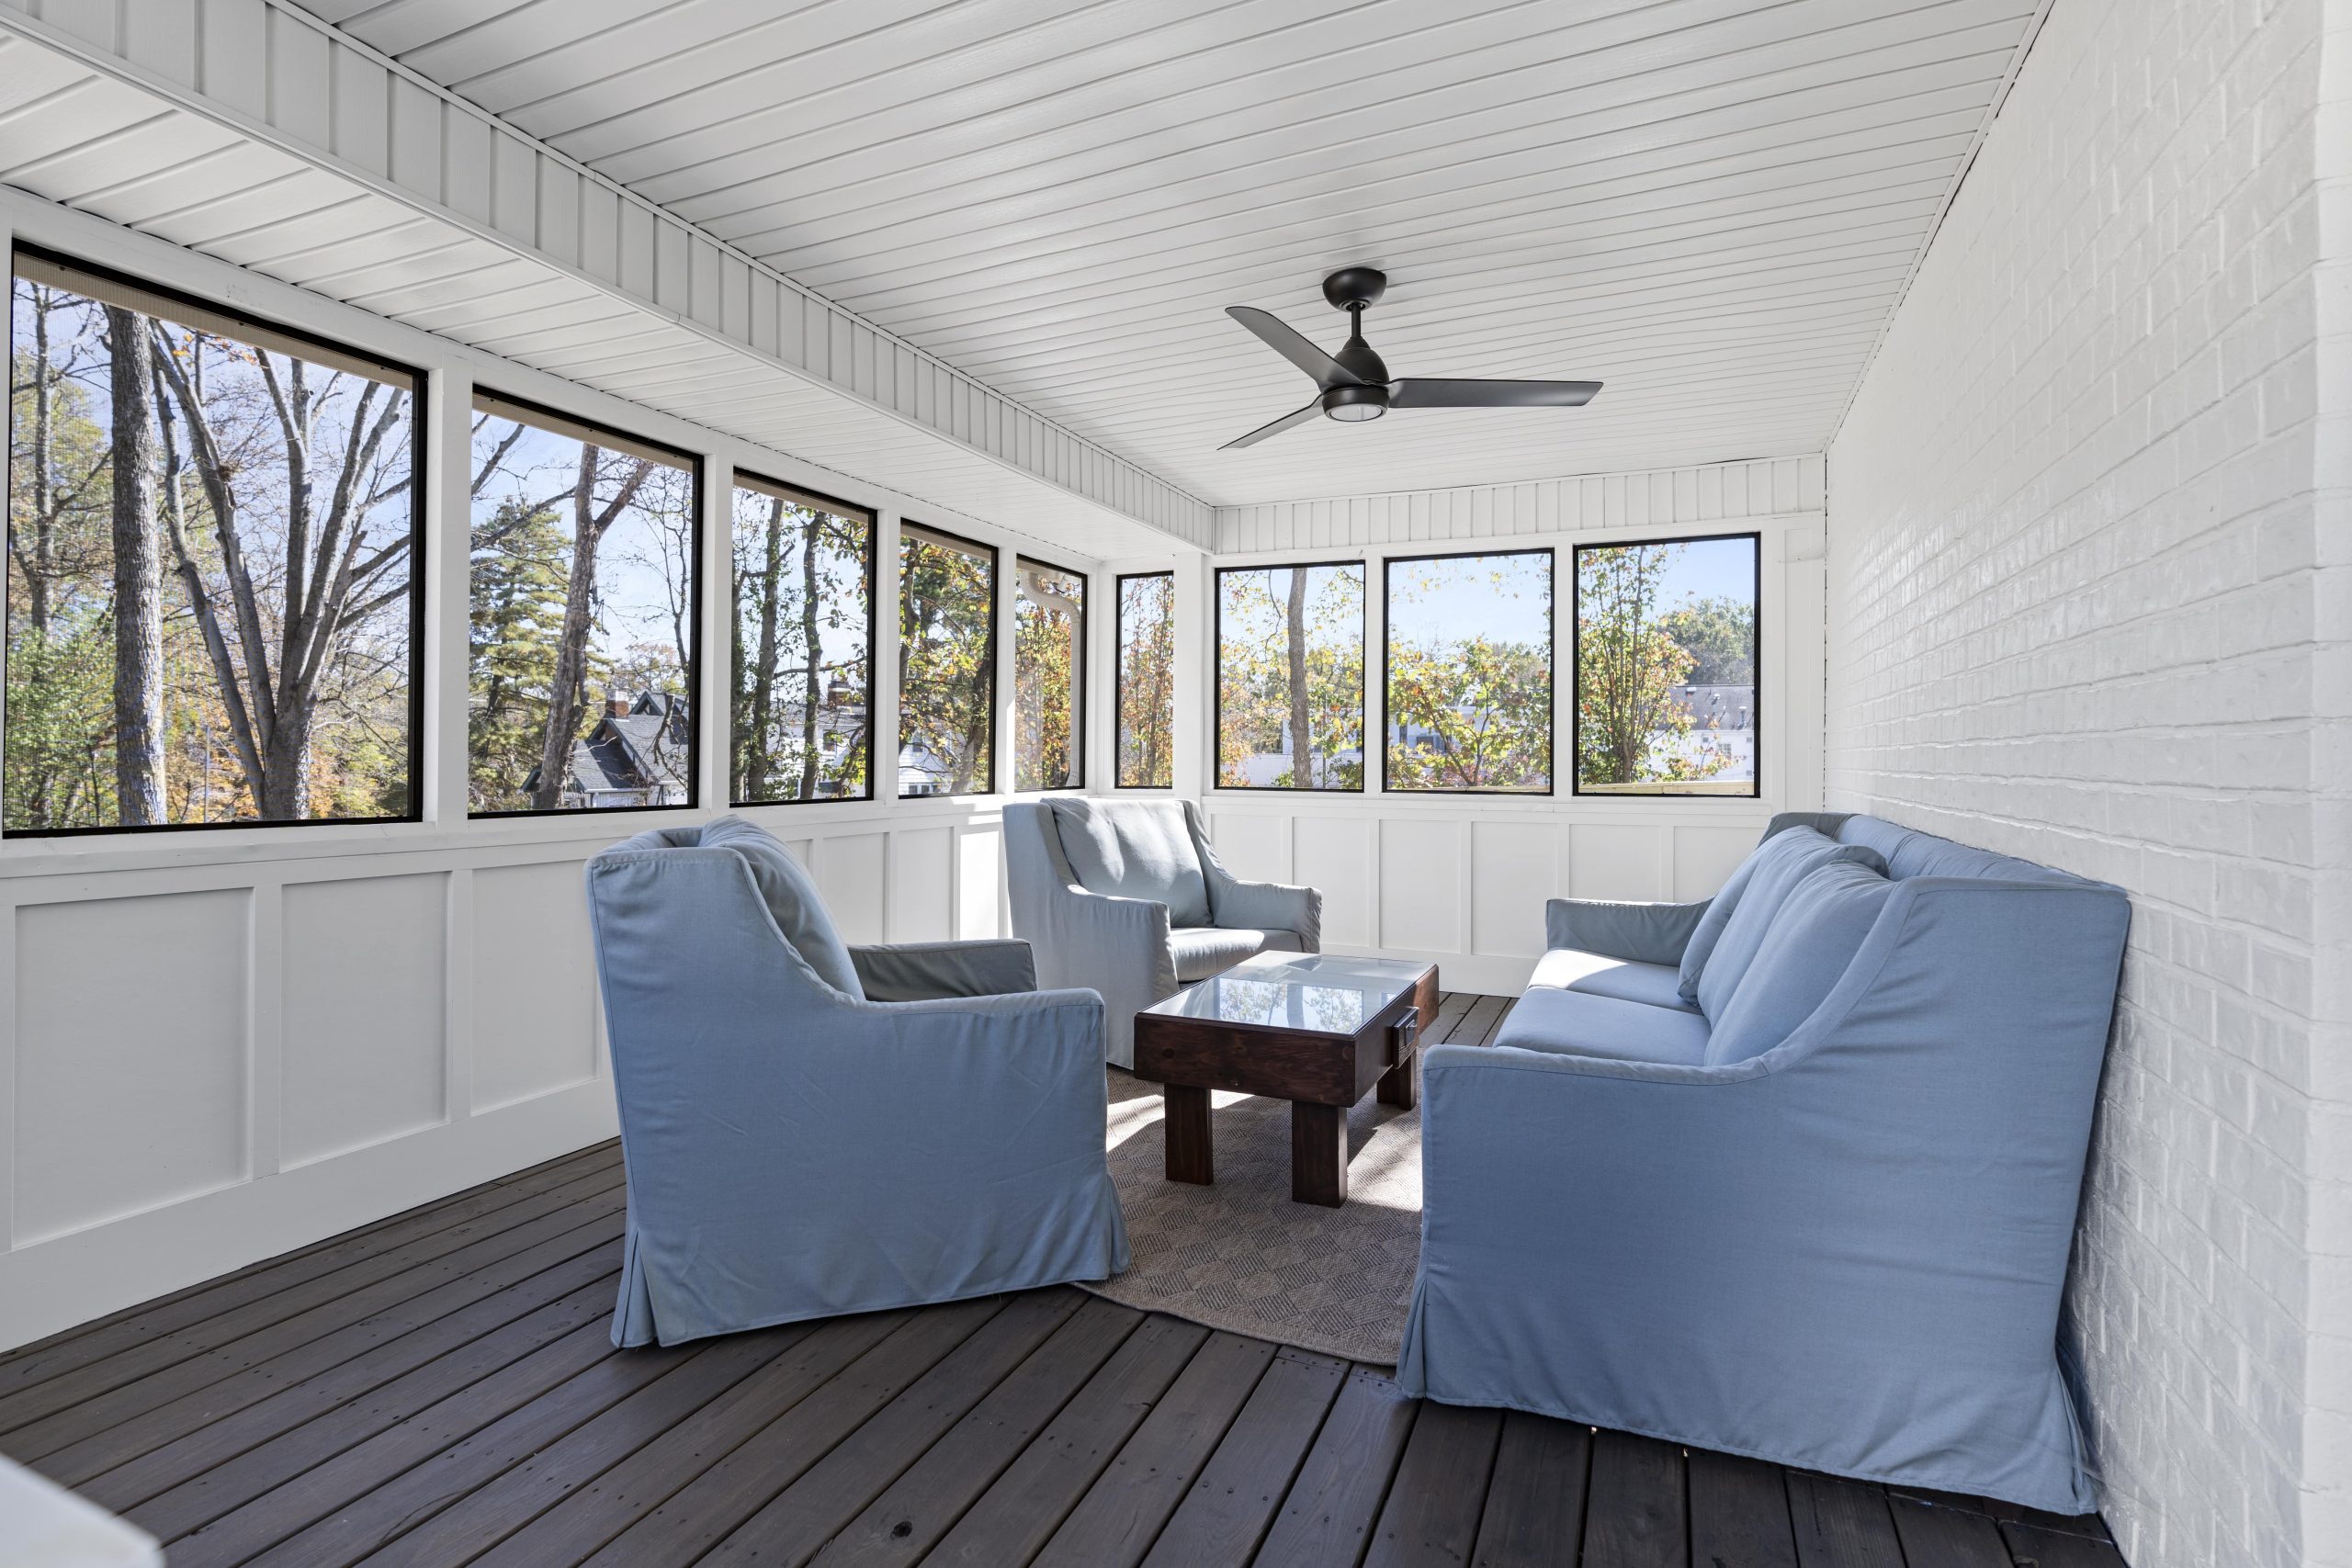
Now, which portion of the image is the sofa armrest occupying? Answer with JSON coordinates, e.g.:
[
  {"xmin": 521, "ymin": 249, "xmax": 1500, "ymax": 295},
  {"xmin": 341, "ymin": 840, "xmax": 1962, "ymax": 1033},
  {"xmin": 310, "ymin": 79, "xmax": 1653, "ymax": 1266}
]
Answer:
[
  {"xmin": 1544, "ymin": 897, "xmax": 1709, "ymax": 965},
  {"xmin": 849, "ymin": 939, "xmax": 1036, "ymax": 1002}
]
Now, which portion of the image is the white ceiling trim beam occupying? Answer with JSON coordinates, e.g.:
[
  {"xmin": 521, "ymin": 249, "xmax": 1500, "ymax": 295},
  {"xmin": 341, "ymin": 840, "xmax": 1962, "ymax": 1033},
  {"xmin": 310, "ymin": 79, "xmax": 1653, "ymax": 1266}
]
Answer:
[{"xmin": 0, "ymin": 0, "xmax": 1215, "ymax": 550}]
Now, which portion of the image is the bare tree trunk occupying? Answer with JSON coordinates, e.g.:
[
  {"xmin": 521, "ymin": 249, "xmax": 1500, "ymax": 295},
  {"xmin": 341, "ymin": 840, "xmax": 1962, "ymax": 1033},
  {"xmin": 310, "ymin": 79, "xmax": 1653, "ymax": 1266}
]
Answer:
[
  {"xmin": 1285, "ymin": 566, "xmax": 1311, "ymax": 789},
  {"xmin": 106, "ymin": 306, "xmax": 165, "ymax": 825},
  {"xmin": 533, "ymin": 446, "xmax": 605, "ymax": 811},
  {"xmin": 531, "ymin": 446, "xmax": 650, "ymax": 809},
  {"xmin": 797, "ymin": 513, "xmax": 821, "ymax": 799},
  {"xmin": 744, "ymin": 496, "xmax": 785, "ymax": 800},
  {"xmin": 28, "ymin": 290, "xmax": 53, "ymax": 637}
]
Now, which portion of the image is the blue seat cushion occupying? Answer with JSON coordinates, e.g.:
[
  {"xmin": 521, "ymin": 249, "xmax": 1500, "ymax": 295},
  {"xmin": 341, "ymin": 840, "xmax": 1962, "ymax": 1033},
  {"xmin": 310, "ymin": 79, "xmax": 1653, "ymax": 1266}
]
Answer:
[
  {"xmin": 1049, "ymin": 798, "xmax": 1212, "ymax": 928},
  {"xmin": 1491, "ymin": 987, "xmax": 1712, "ymax": 1067},
  {"xmin": 1169, "ymin": 925, "xmax": 1303, "ymax": 983},
  {"xmin": 1529, "ymin": 948, "xmax": 1698, "ymax": 1013},
  {"xmin": 1704, "ymin": 859, "xmax": 1895, "ymax": 1065},
  {"xmin": 1695, "ymin": 829, "xmax": 1887, "ymax": 1021}
]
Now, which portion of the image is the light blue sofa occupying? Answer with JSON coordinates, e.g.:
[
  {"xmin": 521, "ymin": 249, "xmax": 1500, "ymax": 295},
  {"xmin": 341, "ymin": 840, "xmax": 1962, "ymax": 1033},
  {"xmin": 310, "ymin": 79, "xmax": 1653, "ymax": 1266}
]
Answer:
[
  {"xmin": 1005, "ymin": 799, "xmax": 1321, "ymax": 1068},
  {"xmin": 1397, "ymin": 812, "xmax": 2129, "ymax": 1513},
  {"xmin": 584, "ymin": 817, "xmax": 1129, "ymax": 1348}
]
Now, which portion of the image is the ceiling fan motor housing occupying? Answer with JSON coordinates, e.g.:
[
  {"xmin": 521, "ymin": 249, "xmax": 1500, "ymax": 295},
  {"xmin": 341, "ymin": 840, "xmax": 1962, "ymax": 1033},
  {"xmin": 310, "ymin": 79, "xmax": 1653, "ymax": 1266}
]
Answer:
[{"xmin": 1321, "ymin": 382, "xmax": 1387, "ymax": 422}]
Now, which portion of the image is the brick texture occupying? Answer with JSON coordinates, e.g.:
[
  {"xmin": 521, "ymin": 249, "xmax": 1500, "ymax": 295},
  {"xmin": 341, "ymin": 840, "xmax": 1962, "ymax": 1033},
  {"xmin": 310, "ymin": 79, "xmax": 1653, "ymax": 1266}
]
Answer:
[{"xmin": 1825, "ymin": 2, "xmax": 2342, "ymax": 1565}]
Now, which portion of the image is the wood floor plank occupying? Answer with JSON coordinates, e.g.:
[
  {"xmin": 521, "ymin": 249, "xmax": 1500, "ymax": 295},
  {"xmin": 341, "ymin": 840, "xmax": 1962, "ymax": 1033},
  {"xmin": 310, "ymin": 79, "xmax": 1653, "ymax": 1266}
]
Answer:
[
  {"xmin": 919, "ymin": 1315, "xmax": 1208, "ymax": 1568},
  {"xmin": 0, "ymin": 1152, "xmax": 623, "ymax": 1428},
  {"xmin": 469, "ymin": 1309, "xmax": 914, "ymax": 1568},
  {"xmin": 1785, "ymin": 1473, "xmax": 1904, "ymax": 1568},
  {"xmin": 4, "ymin": 1194, "xmax": 627, "ymax": 1465},
  {"xmin": 1137, "ymin": 1347, "xmax": 1348, "ymax": 1568},
  {"xmin": 0, "ymin": 1142, "xmax": 619, "ymax": 1390},
  {"xmin": 577, "ymin": 1296, "xmax": 1010, "ymax": 1568},
  {"xmin": 1581, "ymin": 1429, "xmax": 1685, "ymax": 1568},
  {"xmin": 1253, "ymin": 1366, "xmax": 1419, "ymax": 1568},
  {"xmin": 161, "ymin": 1315, "xmax": 650, "ymax": 1568},
  {"xmin": 699, "ymin": 1292, "xmax": 1090, "ymax": 1568},
  {"xmin": 1469, "ymin": 1410, "xmax": 1590, "ymax": 1568},
  {"xmin": 1996, "ymin": 1521, "xmax": 2129, "ymax": 1568},
  {"xmin": 355, "ymin": 1323, "xmax": 814, "ymax": 1567},
  {"xmin": 1362, "ymin": 1400, "xmax": 1502, "ymax": 1568},
  {"xmin": 1887, "ymin": 1495, "xmax": 2014, "ymax": 1568},
  {"xmin": 813, "ymin": 1297, "xmax": 1143, "ymax": 1568},
  {"xmin": 119, "ymin": 1274, "xmax": 617, "ymax": 1543},
  {"xmin": 82, "ymin": 1251, "xmax": 620, "ymax": 1525},
  {"xmin": 1452, "ymin": 996, "xmax": 1509, "ymax": 1049},
  {"xmin": 1428, "ymin": 993, "xmax": 1478, "ymax": 1045},
  {"xmin": 0, "ymin": 1168, "xmax": 626, "ymax": 1449},
  {"xmin": 1028, "ymin": 1331, "xmax": 1278, "ymax": 1568},
  {"xmin": 1688, "ymin": 1449, "xmax": 1797, "ymax": 1568}
]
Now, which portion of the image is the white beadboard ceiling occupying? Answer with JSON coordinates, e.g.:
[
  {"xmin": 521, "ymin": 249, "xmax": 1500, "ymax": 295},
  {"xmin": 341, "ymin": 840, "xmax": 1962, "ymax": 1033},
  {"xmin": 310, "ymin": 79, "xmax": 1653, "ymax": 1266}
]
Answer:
[
  {"xmin": 0, "ymin": 0, "xmax": 1211, "ymax": 561},
  {"xmin": 296, "ymin": 0, "xmax": 2044, "ymax": 506}
]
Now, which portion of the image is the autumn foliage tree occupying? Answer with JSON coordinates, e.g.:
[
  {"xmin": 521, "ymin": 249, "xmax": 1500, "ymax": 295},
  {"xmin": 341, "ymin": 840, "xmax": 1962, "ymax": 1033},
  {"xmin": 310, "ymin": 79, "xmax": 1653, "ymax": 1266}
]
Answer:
[
  {"xmin": 730, "ymin": 487, "xmax": 870, "ymax": 802},
  {"xmin": 1013, "ymin": 560, "xmax": 1083, "ymax": 790},
  {"xmin": 898, "ymin": 525, "xmax": 995, "ymax": 795},
  {"xmin": 1217, "ymin": 564, "xmax": 1363, "ymax": 789},
  {"xmin": 1385, "ymin": 552, "xmax": 1552, "ymax": 792},
  {"xmin": 1116, "ymin": 573, "xmax": 1174, "ymax": 787},
  {"xmin": 1575, "ymin": 542, "xmax": 1742, "ymax": 790}
]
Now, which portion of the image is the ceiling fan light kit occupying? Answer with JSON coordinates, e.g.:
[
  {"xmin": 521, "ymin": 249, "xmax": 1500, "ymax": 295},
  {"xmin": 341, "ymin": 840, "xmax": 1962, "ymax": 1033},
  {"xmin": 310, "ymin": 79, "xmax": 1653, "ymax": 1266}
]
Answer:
[{"xmin": 1219, "ymin": 267, "xmax": 1602, "ymax": 449}]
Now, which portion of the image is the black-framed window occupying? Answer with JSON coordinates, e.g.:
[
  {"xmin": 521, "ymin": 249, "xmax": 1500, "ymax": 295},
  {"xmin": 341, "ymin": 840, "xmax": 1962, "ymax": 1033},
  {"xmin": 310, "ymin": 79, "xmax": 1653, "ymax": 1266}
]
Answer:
[
  {"xmin": 1385, "ymin": 548, "xmax": 1554, "ymax": 795},
  {"xmin": 898, "ymin": 521, "xmax": 997, "ymax": 797},
  {"xmin": 5, "ymin": 247, "xmax": 425, "ymax": 835},
  {"xmin": 1012, "ymin": 555, "xmax": 1085, "ymax": 792},
  {"xmin": 468, "ymin": 390, "xmax": 700, "ymax": 817},
  {"xmin": 729, "ymin": 473, "xmax": 874, "ymax": 805},
  {"xmin": 1115, "ymin": 571, "xmax": 1174, "ymax": 789},
  {"xmin": 1572, "ymin": 532, "xmax": 1759, "ymax": 797},
  {"xmin": 1215, "ymin": 560, "xmax": 1364, "ymax": 792}
]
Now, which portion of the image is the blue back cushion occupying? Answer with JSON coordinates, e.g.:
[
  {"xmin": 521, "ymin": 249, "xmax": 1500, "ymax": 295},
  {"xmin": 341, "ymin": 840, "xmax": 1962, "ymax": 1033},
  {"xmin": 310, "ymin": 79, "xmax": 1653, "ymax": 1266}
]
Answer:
[
  {"xmin": 1703, "ymin": 860, "xmax": 1894, "ymax": 1065},
  {"xmin": 698, "ymin": 816, "xmax": 864, "ymax": 999},
  {"xmin": 1679, "ymin": 826, "xmax": 1883, "ymax": 1004},
  {"xmin": 1694, "ymin": 829, "xmax": 1887, "ymax": 1021},
  {"xmin": 1049, "ymin": 798, "xmax": 1212, "ymax": 927}
]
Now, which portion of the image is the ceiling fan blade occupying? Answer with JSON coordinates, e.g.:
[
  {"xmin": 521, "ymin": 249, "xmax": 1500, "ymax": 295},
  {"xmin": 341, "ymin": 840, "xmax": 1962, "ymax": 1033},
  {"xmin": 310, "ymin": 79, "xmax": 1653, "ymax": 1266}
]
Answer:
[
  {"xmin": 1227, "ymin": 306, "xmax": 1366, "ymax": 388},
  {"xmin": 1220, "ymin": 397, "xmax": 1325, "ymax": 450},
  {"xmin": 1387, "ymin": 378, "xmax": 1602, "ymax": 409}
]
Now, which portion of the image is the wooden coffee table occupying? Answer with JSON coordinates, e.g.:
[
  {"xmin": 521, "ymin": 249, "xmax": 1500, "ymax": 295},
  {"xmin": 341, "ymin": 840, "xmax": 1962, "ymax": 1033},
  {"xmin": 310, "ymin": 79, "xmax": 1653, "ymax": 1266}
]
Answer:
[{"xmin": 1132, "ymin": 953, "xmax": 1439, "ymax": 1207}]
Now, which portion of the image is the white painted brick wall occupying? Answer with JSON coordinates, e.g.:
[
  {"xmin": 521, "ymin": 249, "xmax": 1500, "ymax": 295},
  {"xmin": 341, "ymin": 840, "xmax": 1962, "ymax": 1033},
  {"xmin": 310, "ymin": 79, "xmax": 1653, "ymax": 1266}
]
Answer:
[{"xmin": 1826, "ymin": 2, "xmax": 2342, "ymax": 1564}]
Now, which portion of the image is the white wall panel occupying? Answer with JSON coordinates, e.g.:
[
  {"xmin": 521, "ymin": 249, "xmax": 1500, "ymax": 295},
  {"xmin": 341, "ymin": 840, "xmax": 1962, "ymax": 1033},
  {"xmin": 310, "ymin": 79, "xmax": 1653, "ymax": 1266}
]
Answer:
[
  {"xmin": 1569, "ymin": 825, "xmax": 1666, "ymax": 903},
  {"xmin": 1291, "ymin": 816, "xmax": 1372, "ymax": 950},
  {"xmin": 1204, "ymin": 812, "xmax": 1287, "ymax": 885},
  {"xmin": 14, "ymin": 890, "xmax": 251, "ymax": 1244},
  {"xmin": 956, "ymin": 826, "xmax": 1003, "ymax": 940},
  {"xmin": 1672, "ymin": 828, "xmax": 1758, "ymax": 904},
  {"xmin": 888, "ymin": 827, "xmax": 954, "ymax": 943},
  {"xmin": 1378, "ymin": 819, "xmax": 1462, "ymax": 955},
  {"xmin": 1471, "ymin": 822, "xmax": 1555, "ymax": 959},
  {"xmin": 469, "ymin": 862, "xmax": 597, "ymax": 1112},
  {"xmin": 814, "ymin": 833, "xmax": 887, "ymax": 945},
  {"xmin": 281, "ymin": 874, "xmax": 448, "ymax": 1168}
]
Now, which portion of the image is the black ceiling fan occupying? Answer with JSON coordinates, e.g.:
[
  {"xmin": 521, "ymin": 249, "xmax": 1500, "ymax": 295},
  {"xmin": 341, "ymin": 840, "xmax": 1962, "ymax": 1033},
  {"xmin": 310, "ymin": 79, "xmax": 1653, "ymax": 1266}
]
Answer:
[{"xmin": 1219, "ymin": 266, "xmax": 1601, "ymax": 449}]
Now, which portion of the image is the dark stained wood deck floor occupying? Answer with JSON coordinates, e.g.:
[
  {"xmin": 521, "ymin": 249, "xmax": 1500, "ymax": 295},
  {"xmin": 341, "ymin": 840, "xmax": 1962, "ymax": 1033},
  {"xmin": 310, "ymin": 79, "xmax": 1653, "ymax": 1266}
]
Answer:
[{"xmin": 0, "ymin": 994, "xmax": 2126, "ymax": 1568}]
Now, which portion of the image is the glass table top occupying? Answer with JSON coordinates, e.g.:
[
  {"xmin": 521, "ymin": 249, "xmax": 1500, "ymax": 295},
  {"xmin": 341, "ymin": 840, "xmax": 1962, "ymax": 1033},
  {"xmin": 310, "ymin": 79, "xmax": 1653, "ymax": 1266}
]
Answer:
[{"xmin": 1142, "ymin": 953, "xmax": 1430, "ymax": 1035}]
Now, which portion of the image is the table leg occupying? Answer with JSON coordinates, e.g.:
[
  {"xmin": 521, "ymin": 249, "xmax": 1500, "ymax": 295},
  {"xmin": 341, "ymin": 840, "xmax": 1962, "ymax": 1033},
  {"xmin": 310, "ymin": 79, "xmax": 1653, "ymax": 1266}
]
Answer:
[
  {"xmin": 1292, "ymin": 1101, "xmax": 1348, "ymax": 1207},
  {"xmin": 1163, "ymin": 1084, "xmax": 1213, "ymax": 1185}
]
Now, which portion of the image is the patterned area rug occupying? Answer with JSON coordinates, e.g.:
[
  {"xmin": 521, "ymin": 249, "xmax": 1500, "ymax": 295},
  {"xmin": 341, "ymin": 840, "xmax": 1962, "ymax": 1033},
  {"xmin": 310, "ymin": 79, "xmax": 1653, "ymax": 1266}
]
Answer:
[{"xmin": 1080, "ymin": 1066, "xmax": 1424, "ymax": 1366}]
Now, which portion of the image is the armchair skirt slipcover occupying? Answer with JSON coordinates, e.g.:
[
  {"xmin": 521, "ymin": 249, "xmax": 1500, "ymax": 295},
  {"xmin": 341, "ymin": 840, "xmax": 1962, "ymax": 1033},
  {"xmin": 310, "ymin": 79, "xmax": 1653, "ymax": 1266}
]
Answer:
[
  {"xmin": 586, "ymin": 818, "xmax": 1128, "ymax": 1348},
  {"xmin": 1399, "ymin": 813, "xmax": 2130, "ymax": 1513},
  {"xmin": 1004, "ymin": 798, "xmax": 1320, "ymax": 1067}
]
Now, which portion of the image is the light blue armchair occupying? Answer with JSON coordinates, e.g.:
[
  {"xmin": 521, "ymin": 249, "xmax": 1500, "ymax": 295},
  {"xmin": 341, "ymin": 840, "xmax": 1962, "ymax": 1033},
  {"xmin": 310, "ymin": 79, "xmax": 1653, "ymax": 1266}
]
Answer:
[
  {"xmin": 1004, "ymin": 799, "xmax": 1321, "ymax": 1068},
  {"xmin": 1398, "ymin": 813, "xmax": 2130, "ymax": 1513},
  {"xmin": 584, "ymin": 817, "xmax": 1128, "ymax": 1348}
]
